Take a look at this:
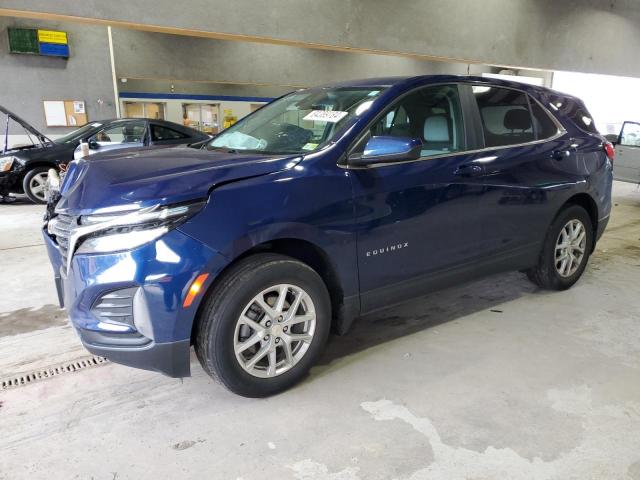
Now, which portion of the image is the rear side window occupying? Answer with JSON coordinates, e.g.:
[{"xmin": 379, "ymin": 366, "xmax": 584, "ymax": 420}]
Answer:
[
  {"xmin": 151, "ymin": 125, "xmax": 188, "ymax": 141},
  {"xmin": 530, "ymin": 100, "xmax": 560, "ymax": 140},
  {"xmin": 473, "ymin": 87, "xmax": 534, "ymax": 147}
]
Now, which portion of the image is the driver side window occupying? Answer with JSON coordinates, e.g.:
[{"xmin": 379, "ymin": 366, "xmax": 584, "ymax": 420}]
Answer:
[{"xmin": 361, "ymin": 84, "xmax": 465, "ymax": 157}]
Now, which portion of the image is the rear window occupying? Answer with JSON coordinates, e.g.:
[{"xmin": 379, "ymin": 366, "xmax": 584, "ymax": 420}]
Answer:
[{"xmin": 151, "ymin": 125, "xmax": 188, "ymax": 141}]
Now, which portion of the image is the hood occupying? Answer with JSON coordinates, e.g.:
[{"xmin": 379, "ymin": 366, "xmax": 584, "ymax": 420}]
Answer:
[
  {"xmin": 57, "ymin": 145, "xmax": 302, "ymax": 215},
  {"xmin": 1, "ymin": 105, "xmax": 51, "ymax": 155}
]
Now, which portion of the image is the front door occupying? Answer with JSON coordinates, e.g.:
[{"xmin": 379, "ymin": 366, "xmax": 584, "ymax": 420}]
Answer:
[
  {"xmin": 349, "ymin": 84, "xmax": 488, "ymax": 313},
  {"xmin": 615, "ymin": 121, "xmax": 640, "ymax": 183},
  {"xmin": 88, "ymin": 120, "xmax": 148, "ymax": 156}
]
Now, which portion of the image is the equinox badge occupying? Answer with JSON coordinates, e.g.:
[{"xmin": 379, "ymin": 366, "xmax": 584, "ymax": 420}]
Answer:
[{"xmin": 366, "ymin": 242, "xmax": 409, "ymax": 257}]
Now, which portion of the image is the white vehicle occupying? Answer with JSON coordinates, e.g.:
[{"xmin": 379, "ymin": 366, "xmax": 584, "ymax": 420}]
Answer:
[{"xmin": 611, "ymin": 121, "xmax": 640, "ymax": 184}]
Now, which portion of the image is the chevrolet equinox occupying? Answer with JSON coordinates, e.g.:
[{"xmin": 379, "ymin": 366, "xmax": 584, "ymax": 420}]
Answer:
[{"xmin": 44, "ymin": 76, "xmax": 614, "ymax": 397}]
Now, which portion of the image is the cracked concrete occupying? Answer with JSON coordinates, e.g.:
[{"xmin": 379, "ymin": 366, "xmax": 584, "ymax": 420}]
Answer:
[{"xmin": 0, "ymin": 182, "xmax": 639, "ymax": 479}]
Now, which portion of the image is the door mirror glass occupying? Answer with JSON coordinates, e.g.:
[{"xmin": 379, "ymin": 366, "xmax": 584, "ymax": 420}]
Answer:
[
  {"xmin": 349, "ymin": 136, "xmax": 422, "ymax": 166},
  {"xmin": 88, "ymin": 139, "xmax": 99, "ymax": 150}
]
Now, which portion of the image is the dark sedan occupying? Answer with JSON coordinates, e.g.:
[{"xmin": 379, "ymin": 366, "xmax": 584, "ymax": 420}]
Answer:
[{"xmin": 0, "ymin": 106, "xmax": 210, "ymax": 203}]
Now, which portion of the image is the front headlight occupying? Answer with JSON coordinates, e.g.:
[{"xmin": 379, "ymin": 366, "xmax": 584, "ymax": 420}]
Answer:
[
  {"xmin": 0, "ymin": 156, "xmax": 17, "ymax": 172},
  {"xmin": 74, "ymin": 201, "xmax": 205, "ymax": 254}
]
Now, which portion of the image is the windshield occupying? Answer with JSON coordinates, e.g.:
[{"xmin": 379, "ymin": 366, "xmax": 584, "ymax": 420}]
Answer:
[
  {"xmin": 55, "ymin": 122, "xmax": 104, "ymax": 144},
  {"xmin": 206, "ymin": 87, "xmax": 385, "ymax": 155}
]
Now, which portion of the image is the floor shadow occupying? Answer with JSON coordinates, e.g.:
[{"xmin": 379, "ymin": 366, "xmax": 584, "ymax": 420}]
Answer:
[
  {"xmin": 0, "ymin": 195, "xmax": 33, "ymax": 206},
  {"xmin": 318, "ymin": 270, "xmax": 540, "ymax": 366}
]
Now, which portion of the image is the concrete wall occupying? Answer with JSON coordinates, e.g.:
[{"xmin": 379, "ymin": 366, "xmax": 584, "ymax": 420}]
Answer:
[
  {"xmin": 110, "ymin": 28, "xmax": 481, "ymax": 89},
  {"xmin": 3, "ymin": 0, "xmax": 640, "ymax": 77},
  {"xmin": 0, "ymin": 18, "xmax": 116, "ymax": 136}
]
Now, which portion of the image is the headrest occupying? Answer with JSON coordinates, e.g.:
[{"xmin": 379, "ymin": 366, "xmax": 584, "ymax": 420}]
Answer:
[
  {"xmin": 424, "ymin": 116, "xmax": 449, "ymax": 142},
  {"xmin": 504, "ymin": 109, "xmax": 531, "ymax": 131},
  {"xmin": 122, "ymin": 125, "xmax": 137, "ymax": 136}
]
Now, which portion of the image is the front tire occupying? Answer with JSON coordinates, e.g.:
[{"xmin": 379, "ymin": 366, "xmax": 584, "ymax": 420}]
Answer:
[
  {"xmin": 23, "ymin": 167, "xmax": 50, "ymax": 204},
  {"xmin": 195, "ymin": 253, "xmax": 331, "ymax": 397},
  {"xmin": 526, "ymin": 204, "xmax": 593, "ymax": 290}
]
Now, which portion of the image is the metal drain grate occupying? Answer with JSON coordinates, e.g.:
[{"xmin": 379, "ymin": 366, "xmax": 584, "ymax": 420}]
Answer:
[{"xmin": 1, "ymin": 356, "xmax": 109, "ymax": 390}]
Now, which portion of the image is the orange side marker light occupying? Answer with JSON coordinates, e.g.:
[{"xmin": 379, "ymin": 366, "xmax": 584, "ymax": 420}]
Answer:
[{"xmin": 183, "ymin": 273, "xmax": 209, "ymax": 308}]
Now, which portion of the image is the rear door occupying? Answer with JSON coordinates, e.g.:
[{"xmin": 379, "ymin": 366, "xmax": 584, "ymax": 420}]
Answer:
[
  {"xmin": 614, "ymin": 121, "xmax": 640, "ymax": 183},
  {"xmin": 350, "ymin": 83, "xmax": 490, "ymax": 313},
  {"xmin": 465, "ymin": 85, "xmax": 569, "ymax": 264}
]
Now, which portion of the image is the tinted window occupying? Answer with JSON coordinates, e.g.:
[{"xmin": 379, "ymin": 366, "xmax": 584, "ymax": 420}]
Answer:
[
  {"xmin": 530, "ymin": 99, "xmax": 559, "ymax": 140},
  {"xmin": 473, "ymin": 86, "xmax": 534, "ymax": 147},
  {"xmin": 366, "ymin": 84, "xmax": 465, "ymax": 157},
  {"xmin": 151, "ymin": 125, "xmax": 188, "ymax": 141}
]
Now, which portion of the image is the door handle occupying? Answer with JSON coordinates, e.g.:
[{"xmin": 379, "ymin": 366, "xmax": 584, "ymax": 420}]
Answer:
[
  {"xmin": 454, "ymin": 164, "xmax": 483, "ymax": 177},
  {"xmin": 552, "ymin": 150, "xmax": 572, "ymax": 160}
]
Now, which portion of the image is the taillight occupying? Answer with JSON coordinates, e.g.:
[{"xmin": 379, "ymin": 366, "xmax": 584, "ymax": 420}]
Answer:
[{"xmin": 604, "ymin": 141, "xmax": 615, "ymax": 162}]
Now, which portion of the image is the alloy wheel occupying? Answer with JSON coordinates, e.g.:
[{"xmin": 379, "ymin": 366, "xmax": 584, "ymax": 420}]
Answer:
[
  {"xmin": 554, "ymin": 219, "xmax": 587, "ymax": 277},
  {"xmin": 29, "ymin": 172, "xmax": 49, "ymax": 201},
  {"xmin": 233, "ymin": 284, "xmax": 316, "ymax": 378}
]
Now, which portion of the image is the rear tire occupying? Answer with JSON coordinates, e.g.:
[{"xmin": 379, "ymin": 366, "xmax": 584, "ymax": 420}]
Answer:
[
  {"xmin": 195, "ymin": 253, "xmax": 331, "ymax": 397},
  {"xmin": 23, "ymin": 167, "xmax": 50, "ymax": 204},
  {"xmin": 526, "ymin": 204, "xmax": 593, "ymax": 290}
]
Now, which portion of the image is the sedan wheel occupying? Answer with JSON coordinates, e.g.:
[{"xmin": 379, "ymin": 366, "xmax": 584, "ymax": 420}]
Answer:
[{"xmin": 22, "ymin": 167, "xmax": 51, "ymax": 204}]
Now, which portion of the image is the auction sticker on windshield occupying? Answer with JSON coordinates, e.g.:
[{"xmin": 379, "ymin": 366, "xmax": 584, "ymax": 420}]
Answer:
[{"xmin": 303, "ymin": 110, "xmax": 348, "ymax": 123}]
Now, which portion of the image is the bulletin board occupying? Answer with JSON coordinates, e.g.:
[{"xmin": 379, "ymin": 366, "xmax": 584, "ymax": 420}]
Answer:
[{"xmin": 43, "ymin": 100, "xmax": 87, "ymax": 127}]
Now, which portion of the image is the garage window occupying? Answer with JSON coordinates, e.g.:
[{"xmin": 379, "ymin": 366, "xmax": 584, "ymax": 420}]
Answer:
[
  {"xmin": 473, "ymin": 86, "xmax": 534, "ymax": 147},
  {"xmin": 151, "ymin": 125, "xmax": 188, "ymax": 141}
]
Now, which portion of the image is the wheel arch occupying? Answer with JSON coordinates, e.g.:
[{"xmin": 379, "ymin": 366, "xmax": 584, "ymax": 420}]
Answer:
[
  {"xmin": 191, "ymin": 237, "xmax": 353, "ymax": 345},
  {"xmin": 560, "ymin": 192, "xmax": 599, "ymax": 252}
]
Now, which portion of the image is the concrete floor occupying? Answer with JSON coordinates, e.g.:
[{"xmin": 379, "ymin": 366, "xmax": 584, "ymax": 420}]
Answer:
[{"xmin": 1, "ymin": 182, "xmax": 639, "ymax": 480}]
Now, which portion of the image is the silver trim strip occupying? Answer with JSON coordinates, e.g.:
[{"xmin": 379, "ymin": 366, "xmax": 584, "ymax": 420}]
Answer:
[{"xmin": 342, "ymin": 130, "xmax": 568, "ymax": 169}]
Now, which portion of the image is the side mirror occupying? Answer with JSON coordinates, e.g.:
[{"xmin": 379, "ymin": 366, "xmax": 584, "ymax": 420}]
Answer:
[
  {"xmin": 88, "ymin": 139, "xmax": 99, "ymax": 150},
  {"xmin": 349, "ymin": 136, "xmax": 422, "ymax": 167}
]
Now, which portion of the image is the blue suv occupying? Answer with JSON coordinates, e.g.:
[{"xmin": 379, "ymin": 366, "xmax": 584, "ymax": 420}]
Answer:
[{"xmin": 44, "ymin": 76, "xmax": 613, "ymax": 397}]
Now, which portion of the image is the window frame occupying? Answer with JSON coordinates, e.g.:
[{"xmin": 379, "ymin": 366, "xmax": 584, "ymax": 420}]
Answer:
[{"xmin": 343, "ymin": 82, "xmax": 565, "ymax": 169}]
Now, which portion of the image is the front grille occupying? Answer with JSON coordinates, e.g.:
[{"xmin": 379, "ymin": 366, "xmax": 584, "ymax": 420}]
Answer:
[
  {"xmin": 91, "ymin": 287, "xmax": 138, "ymax": 327},
  {"xmin": 48, "ymin": 213, "xmax": 76, "ymax": 273}
]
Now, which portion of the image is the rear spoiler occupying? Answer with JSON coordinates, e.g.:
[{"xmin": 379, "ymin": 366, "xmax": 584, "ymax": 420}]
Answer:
[{"xmin": 1, "ymin": 105, "xmax": 52, "ymax": 154}]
